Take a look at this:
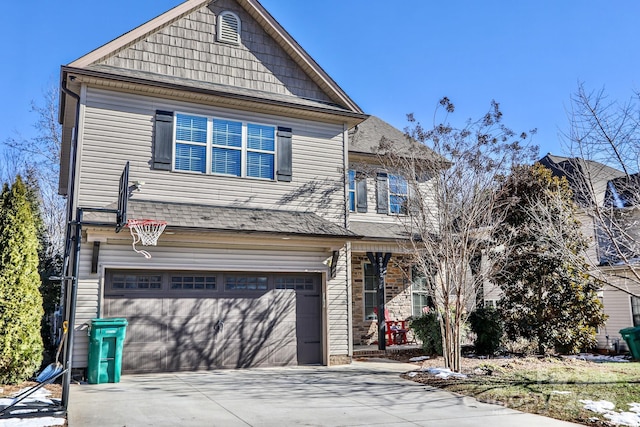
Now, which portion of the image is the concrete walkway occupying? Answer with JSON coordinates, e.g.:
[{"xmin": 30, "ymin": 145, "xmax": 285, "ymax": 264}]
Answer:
[{"xmin": 68, "ymin": 359, "xmax": 580, "ymax": 426}]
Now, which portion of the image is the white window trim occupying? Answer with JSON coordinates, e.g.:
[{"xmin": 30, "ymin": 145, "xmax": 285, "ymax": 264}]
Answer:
[
  {"xmin": 348, "ymin": 170, "xmax": 356, "ymax": 212},
  {"xmin": 388, "ymin": 174, "xmax": 408, "ymax": 215},
  {"xmin": 363, "ymin": 262, "xmax": 378, "ymax": 321},
  {"xmin": 173, "ymin": 112, "xmax": 277, "ymax": 181}
]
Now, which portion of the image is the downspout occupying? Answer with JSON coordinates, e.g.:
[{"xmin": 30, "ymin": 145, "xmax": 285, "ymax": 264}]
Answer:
[
  {"xmin": 60, "ymin": 74, "xmax": 81, "ymax": 410},
  {"xmin": 343, "ymin": 124, "xmax": 353, "ymax": 360}
]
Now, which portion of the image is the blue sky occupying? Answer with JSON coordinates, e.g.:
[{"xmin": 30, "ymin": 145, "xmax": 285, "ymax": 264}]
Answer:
[{"xmin": 2, "ymin": 0, "xmax": 639, "ymax": 157}]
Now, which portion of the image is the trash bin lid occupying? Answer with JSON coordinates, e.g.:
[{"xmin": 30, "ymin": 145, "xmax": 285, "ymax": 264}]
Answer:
[{"xmin": 91, "ymin": 317, "xmax": 128, "ymax": 326}]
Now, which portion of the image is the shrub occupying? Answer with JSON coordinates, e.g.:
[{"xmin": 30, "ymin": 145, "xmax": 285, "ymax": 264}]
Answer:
[
  {"xmin": 0, "ymin": 177, "xmax": 44, "ymax": 383},
  {"xmin": 409, "ymin": 309, "xmax": 442, "ymax": 356},
  {"xmin": 468, "ymin": 306, "xmax": 503, "ymax": 355}
]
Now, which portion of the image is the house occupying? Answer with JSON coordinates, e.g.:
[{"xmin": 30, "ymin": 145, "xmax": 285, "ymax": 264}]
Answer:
[
  {"xmin": 539, "ymin": 154, "xmax": 640, "ymax": 351},
  {"xmin": 58, "ymin": 0, "xmax": 371, "ymax": 373}
]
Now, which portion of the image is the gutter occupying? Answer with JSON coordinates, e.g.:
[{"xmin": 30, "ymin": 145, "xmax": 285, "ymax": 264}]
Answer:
[
  {"xmin": 62, "ymin": 66, "xmax": 368, "ymax": 122},
  {"xmin": 59, "ymin": 75, "xmax": 81, "ymax": 410}
]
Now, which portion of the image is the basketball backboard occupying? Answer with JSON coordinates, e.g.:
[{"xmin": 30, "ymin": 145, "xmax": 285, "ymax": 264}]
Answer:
[{"xmin": 115, "ymin": 162, "xmax": 129, "ymax": 232}]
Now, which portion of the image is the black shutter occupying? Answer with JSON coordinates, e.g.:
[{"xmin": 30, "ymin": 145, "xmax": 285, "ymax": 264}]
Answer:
[
  {"xmin": 376, "ymin": 172, "xmax": 389, "ymax": 214},
  {"xmin": 153, "ymin": 110, "xmax": 173, "ymax": 170},
  {"xmin": 277, "ymin": 127, "xmax": 292, "ymax": 182},
  {"xmin": 356, "ymin": 174, "xmax": 368, "ymax": 213}
]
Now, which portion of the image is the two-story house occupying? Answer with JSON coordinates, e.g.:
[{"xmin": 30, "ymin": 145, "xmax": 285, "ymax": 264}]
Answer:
[
  {"xmin": 539, "ymin": 154, "xmax": 640, "ymax": 352},
  {"xmin": 58, "ymin": 0, "xmax": 373, "ymax": 374}
]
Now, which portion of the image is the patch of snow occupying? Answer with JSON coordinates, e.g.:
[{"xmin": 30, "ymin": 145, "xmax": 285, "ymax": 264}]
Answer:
[
  {"xmin": 409, "ymin": 356, "xmax": 430, "ymax": 362},
  {"xmin": 0, "ymin": 417, "xmax": 66, "ymax": 426},
  {"xmin": 423, "ymin": 367, "xmax": 467, "ymax": 379},
  {"xmin": 604, "ymin": 411, "xmax": 640, "ymax": 427},
  {"xmin": 565, "ymin": 353, "xmax": 630, "ymax": 363},
  {"xmin": 406, "ymin": 372, "xmax": 418, "ymax": 377},
  {"xmin": 580, "ymin": 399, "xmax": 616, "ymax": 413},
  {"xmin": 580, "ymin": 399, "xmax": 640, "ymax": 427},
  {"xmin": 0, "ymin": 388, "xmax": 65, "ymax": 427},
  {"xmin": 551, "ymin": 390, "xmax": 572, "ymax": 395}
]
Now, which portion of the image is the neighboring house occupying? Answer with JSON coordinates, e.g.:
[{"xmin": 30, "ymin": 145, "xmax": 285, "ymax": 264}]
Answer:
[
  {"xmin": 539, "ymin": 154, "xmax": 640, "ymax": 351},
  {"xmin": 58, "ymin": 0, "xmax": 370, "ymax": 373}
]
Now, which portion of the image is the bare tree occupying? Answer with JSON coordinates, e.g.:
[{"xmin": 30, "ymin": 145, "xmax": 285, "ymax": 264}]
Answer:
[
  {"xmin": 3, "ymin": 86, "xmax": 65, "ymax": 257},
  {"xmin": 373, "ymin": 98, "xmax": 537, "ymax": 371},
  {"xmin": 557, "ymin": 83, "xmax": 640, "ymax": 296}
]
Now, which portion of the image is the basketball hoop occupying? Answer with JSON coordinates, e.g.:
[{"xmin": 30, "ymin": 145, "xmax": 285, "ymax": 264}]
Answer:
[{"xmin": 127, "ymin": 219, "xmax": 167, "ymax": 259}]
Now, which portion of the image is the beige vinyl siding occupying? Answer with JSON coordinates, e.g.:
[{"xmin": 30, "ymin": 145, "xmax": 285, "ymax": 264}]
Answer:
[
  {"xmin": 76, "ymin": 87, "xmax": 345, "ymax": 224},
  {"xmin": 597, "ymin": 274, "xmax": 640, "ymax": 351},
  {"xmin": 72, "ymin": 238, "xmax": 349, "ymax": 368},
  {"xmin": 348, "ymin": 175, "xmax": 439, "ymax": 226},
  {"xmin": 326, "ymin": 247, "xmax": 349, "ymax": 357},
  {"xmin": 101, "ymin": 0, "xmax": 330, "ymax": 102}
]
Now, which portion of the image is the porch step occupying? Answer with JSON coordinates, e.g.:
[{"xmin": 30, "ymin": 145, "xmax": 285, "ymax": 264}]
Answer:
[{"xmin": 353, "ymin": 344, "xmax": 422, "ymax": 358}]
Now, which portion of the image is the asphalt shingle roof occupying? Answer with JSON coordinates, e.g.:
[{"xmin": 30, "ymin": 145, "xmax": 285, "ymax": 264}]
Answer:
[{"xmin": 84, "ymin": 199, "xmax": 357, "ymax": 238}]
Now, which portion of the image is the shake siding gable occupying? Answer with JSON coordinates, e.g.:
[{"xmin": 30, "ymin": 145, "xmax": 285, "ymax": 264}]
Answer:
[
  {"xmin": 100, "ymin": 0, "xmax": 331, "ymax": 102},
  {"xmin": 77, "ymin": 88, "xmax": 346, "ymax": 225}
]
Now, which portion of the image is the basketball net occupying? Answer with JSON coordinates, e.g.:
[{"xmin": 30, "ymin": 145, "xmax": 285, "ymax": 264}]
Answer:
[{"xmin": 127, "ymin": 219, "xmax": 167, "ymax": 259}]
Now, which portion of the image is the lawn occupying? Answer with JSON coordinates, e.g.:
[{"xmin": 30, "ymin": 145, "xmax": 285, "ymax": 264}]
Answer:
[{"xmin": 403, "ymin": 355, "xmax": 640, "ymax": 426}]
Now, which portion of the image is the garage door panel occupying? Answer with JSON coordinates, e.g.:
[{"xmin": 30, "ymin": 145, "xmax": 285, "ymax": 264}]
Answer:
[
  {"xmin": 166, "ymin": 345, "xmax": 219, "ymax": 371},
  {"xmin": 122, "ymin": 345, "xmax": 166, "ymax": 373},
  {"xmin": 217, "ymin": 295, "xmax": 271, "ymax": 320},
  {"xmin": 269, "ymin": 342, "xmax": 298, "ymax": 366},
  {"xmin": 165, "ymin": 317, "xmax": 217, "ymax": 340},
  {"xmin": 124, "ymin": 319, "xmax": 167, "ymax": 344},
  {"xmin": 162, "ymin": 298, "xmax": 218, "ymax": 317},
  {"xmin": 104, "ymin": 298, "xmax": 163, "ymax": 317}
]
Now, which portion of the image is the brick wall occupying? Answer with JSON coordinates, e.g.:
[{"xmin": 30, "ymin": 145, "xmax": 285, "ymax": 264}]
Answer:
[{"xmin": 351, "ymin": 254, "xmax": 413, "ymax": 345}]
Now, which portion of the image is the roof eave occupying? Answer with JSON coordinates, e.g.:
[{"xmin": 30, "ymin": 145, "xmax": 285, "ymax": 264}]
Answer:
[{"xmin": 61, "ymin": 66, "xmax": 367, "ymax": 124}]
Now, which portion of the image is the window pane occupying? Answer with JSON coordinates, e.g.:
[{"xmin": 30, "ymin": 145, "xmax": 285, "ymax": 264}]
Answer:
[
  {"xmin": 246, "ymin": 152, "xmax": 274, "ymax": 179},
  {"xmin": 632, "ymin": 296, "xmax": 640, "ymax": 327},
  {"xmin": 348, "ymin": 170, "xmax": 356, "ymax": 212},
  {"xmin": 176, "ymin": 114, "xmax": 207, "ymax": 143},
  {"xmin": 364, "ymin": 293, "xmax": 378, "ymax": 320},
  {"xmin": 175, "ymin": 144, "xmax": 206, "ymax": 173},
  {"xmin": 389, "ymin": 175, "xmax": 408, "ymax": 194},
  {"xmin": 390, "ymin": 195, "xmax": 407, "ymax": 214},
  {"xmin": 247, "ymin": 124, "xmax": 275, "ymax": 151},
  {"xmin": 212, "ymin": 147, "xmax": 241, "ymax": 176},
  {"xmin": 213, "ymin": 119, "xmax": 242, "ymax": 148},
  {"xmin": 364, "ymin": 264, "xmax": 378, "ymax": 290}
]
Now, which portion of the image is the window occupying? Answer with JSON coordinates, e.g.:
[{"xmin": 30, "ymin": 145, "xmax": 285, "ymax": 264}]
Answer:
[
  {"xmin": 364, "ymin": 263, "xmax": 378, "ymax": 320},
  {"xmin": 348, "ymin": 170, "xmax": 356, "ymax": 212},
  {"xmin": 632, "ymin": 297, "xmax": 640, "ymax": 327},
  {"xmin": 225, "ymin": 275, "xmax": 268, "ymax": 291},
  {"xmin": 275, "ymin": 277, "xmax": 315, "ymax": 291},
  {"xmin": 388, "ymin": 175, "xmax": 408, "ymax": 214},
  {"xmin": 111, "ymin": 273, "xmax": 162, "ymax": 290},
  {"xmin": 411, "ymin": 267, "xmax": 434, "ymax": 316},
  {"xmin": 349, "ymin": 170, "xmax": 368, "ymax": 213},
  {"xmin": 217, "ymin": 11, "xmax": 241, "ymax": 45},
  {"xmin": 174, "ymin": 113, "xmax": 276, "ymax": 180},
  {"xmin": 170, "ymin": 275, "xmax": 216, "ymax": 290}
]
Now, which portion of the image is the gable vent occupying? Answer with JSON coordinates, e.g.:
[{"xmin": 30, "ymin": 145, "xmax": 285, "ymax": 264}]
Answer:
[{"xmin": 217, "ymin": 11, "xmax": 241, "ymax": 45}]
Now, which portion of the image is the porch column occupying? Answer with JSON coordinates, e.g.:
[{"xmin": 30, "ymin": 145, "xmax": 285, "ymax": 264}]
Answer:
[{"xmin": 366, "ymin": 252, "xmax": 392, "ymax": 351}]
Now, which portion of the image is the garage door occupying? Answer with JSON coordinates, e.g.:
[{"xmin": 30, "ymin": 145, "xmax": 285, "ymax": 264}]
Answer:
[{"xmin": 103, "ymin": 270, "xmax": 322, "ymax": 373}]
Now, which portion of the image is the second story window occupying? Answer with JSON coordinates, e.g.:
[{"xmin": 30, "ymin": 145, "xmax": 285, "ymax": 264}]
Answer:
[
  {"xmin": 388, "ymin": 174, "xmax": 408, "ymax": 214},
  {"xmin": 348, "ymin": 170, "xmax": 368, "ymax": 213},
  {"xmin": 348, "ymin": 170, "xmax": 356, "ymax": 212},
  {"xmin": 174, "ymin": 113, "xmax": 276, "ymax": 180}
]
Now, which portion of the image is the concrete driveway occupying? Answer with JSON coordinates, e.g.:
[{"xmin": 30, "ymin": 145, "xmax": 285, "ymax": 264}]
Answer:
[{"xmin": 68, "ymin": 359, "xmax": 579, "ymax": 426}]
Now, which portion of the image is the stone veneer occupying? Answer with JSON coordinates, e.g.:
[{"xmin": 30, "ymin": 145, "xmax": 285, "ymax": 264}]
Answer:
[{"xmin": 351, "ymin": 254, "xmax": 413, "ymax": 345}]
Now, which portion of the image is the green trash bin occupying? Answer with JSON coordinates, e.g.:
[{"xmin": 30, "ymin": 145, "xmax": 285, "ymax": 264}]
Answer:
[
  {"xmin": 619, "ymin": 326, "xmax": 640, "ymax": 360},
  {"xmin": 87, "ymin": 318, "xmax": 128, "ymax": 384}
]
